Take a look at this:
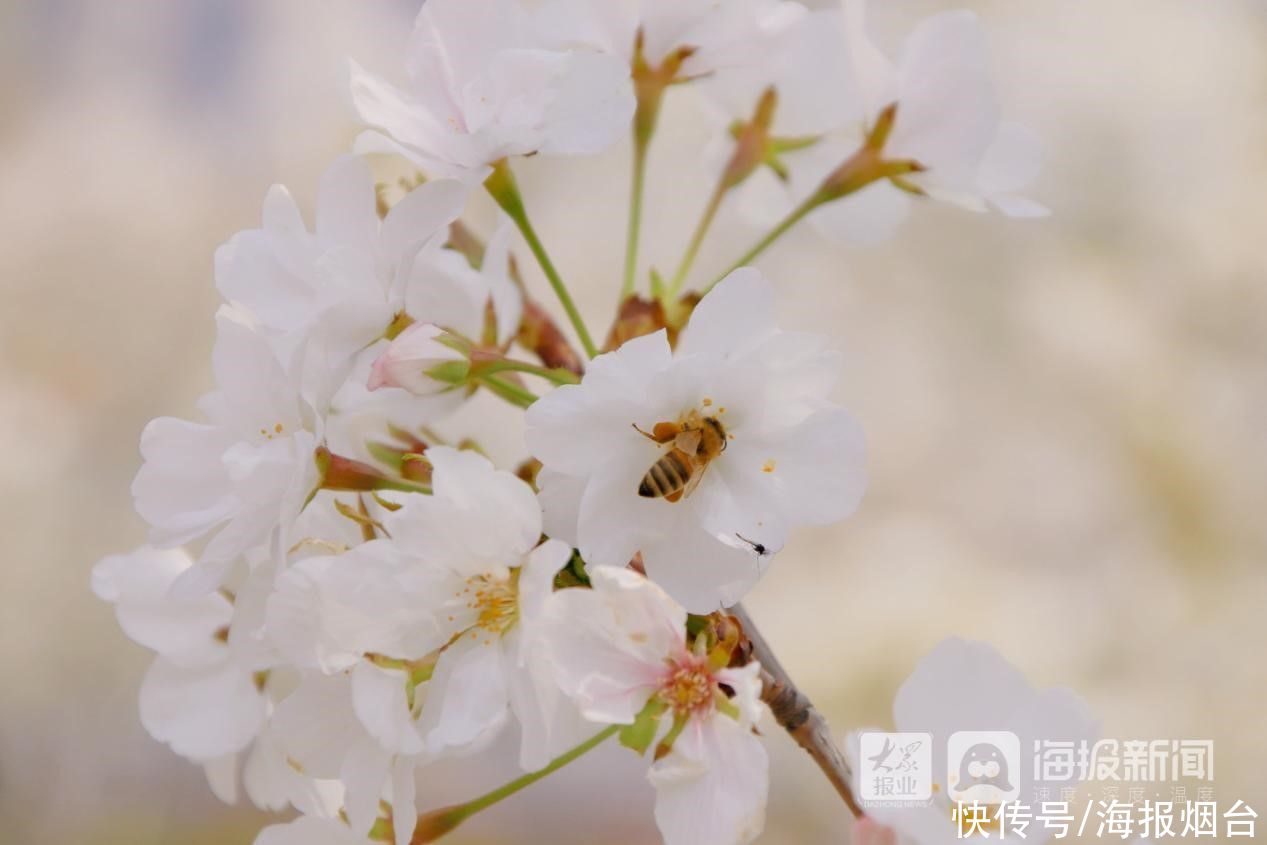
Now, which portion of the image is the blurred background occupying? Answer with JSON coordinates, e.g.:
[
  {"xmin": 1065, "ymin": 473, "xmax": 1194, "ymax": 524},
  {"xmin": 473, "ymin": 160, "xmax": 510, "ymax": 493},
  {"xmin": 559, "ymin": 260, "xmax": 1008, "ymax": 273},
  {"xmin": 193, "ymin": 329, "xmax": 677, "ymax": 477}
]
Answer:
[{"xmin": 2, "ymin": 0, "xmax": 1265, "ymax": 842}]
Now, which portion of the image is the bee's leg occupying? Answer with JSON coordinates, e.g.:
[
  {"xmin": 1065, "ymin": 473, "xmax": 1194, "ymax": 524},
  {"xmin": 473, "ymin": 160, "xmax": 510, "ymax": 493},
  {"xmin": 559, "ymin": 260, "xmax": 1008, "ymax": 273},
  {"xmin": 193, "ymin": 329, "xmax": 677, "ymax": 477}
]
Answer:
[
  {"xmin": 664, "ymin": 489, "xmax": 685, "ymax": 503},
  {"xmin": 651, "ymin": 422, "xmax": 681, "ymax": 442},
  {"xmin": 631, "ymin": 422, "xmax": 680, "ymax": 444}
]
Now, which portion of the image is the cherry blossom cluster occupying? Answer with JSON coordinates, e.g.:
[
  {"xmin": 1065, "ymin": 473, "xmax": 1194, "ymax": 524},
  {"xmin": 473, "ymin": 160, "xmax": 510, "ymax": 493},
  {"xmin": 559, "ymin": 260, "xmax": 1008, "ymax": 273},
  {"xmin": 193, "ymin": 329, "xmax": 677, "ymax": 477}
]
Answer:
[{"xmin": 94, "ymin": 2, "xmax": 1090, "ymax": 844}]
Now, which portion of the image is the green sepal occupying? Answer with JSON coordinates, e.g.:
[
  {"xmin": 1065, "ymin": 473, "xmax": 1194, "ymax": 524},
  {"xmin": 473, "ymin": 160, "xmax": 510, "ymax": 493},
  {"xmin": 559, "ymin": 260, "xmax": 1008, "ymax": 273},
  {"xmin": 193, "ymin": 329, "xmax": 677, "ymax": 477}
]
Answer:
[
  {"xmin": 427, "ymin": 359, "xmax": 471, "ymax": 386},
  {"xmin": 620, "ymin": 699, "xmax": 667, "ymax": 755},
  {"xmin": 653, "ymin": 712, "xmax": 690, "ymax": 761}
]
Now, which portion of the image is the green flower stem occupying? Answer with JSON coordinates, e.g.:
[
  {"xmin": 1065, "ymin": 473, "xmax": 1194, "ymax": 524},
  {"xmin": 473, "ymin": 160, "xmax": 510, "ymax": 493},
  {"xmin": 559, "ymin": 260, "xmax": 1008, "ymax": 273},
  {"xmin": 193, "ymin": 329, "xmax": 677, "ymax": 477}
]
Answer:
[
  {"xmin": 622, "ymin": 132, "xmax": 651, "ymax": 300},
  {"xmin": 474, "ymin": 358, "xmax": 580, "ymax": 386},
  {"xmin": 668, "ymin": 175, "xmax": 728, "ymax": 296},
  {"xmin": 700, "ymin": 192, "xmax": 819, "ymax": 296},
  {"xmin": 477, "ymin": 373, "xmax": 541, "ymax": 409},
  {"xmin": 670, "ymin": 87, "xmax": 781, "ymax": 296},
  {"xmin": 702, "ymin": 104, "xmax": 918, "ymax": 296},
  {"xmin": 485, "ymin": 159, "xmax": 598, "ymax": 359},
  {"xmin": 411, "ymin": 725, "xmax": 621, "ymax": 843}
]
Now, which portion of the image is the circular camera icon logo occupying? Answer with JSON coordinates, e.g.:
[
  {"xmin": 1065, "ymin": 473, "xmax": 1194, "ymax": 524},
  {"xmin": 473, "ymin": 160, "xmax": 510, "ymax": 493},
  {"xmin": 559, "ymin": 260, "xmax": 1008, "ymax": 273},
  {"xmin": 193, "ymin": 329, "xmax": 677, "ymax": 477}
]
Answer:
[{"xmin": 947, "ymin": 731, "xmax": 1020, "ymax": 804}]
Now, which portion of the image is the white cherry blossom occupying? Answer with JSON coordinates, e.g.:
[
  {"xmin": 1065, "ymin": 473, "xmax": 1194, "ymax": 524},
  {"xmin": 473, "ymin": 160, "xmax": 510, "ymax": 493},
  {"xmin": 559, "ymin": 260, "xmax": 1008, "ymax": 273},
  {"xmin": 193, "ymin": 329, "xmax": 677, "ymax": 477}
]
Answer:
[
  {"xmin": 526, "ymin": 268, "xmax": 866, "ymax": 611},
  {"xmin": 847, "ymin": 638, "xmax": 1100, "ymax": 845},
  {"xmin": 349, "ymin": 0, "xmax": 635, "ymax": 180},
  {"xmin": 131, "ymin": 309, "xmax": 322, "ymax": 591},
  {"xmin": 91, "ymin": 546, "xmax": 268, "ymax": 763},
  {"xmin": 214, "ymin": 154, "xmax": 472, "ymax": 396},
  {"xmin": 542, "ymin": 566, "xmax": 768, "ymax": 845},
  {"xmin": 739, "ymin": 1, "xmax": 1046, "ymax": 243},
  {"xmin": 537, "ymin": 0, "xmax": 806, "ymax": 80},
  {"xmin": 266, "ymin": 447, "xmax": 585, "ymax": 769}
]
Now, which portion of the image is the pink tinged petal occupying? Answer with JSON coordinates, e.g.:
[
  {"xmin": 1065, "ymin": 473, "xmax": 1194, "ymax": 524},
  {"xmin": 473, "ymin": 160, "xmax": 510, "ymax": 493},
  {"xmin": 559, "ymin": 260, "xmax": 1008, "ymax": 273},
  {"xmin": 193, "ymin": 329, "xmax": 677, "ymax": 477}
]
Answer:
[
  {"xmin": 676, "ymin": 268, "xmax": 778, "ymax": 361},
  {"xmin": 315, "ymin": 154, "xmax": 379, "ymax": 254},
  {"xmin": 852, "ymin": 818, "xmax": 899, "ymax": 845},
  {"xmin": 418, "ymin": 635, "xmax": 510, "ymax": 754},
  {"xmin": 350, "ymin": 662, "xmax": 427, "ymax": 756},
  {"xmin": 139, "ymin": 657, "xmax": 266, "ymax": 761},
  {"xmin": 367, "ymin": 323, "xmax": 464, "ymax": 395},
  {"xmin": 649, "ymin": 715, "xmax": 769, "ymax": 845},
  {"xmin": 91, "ymin": 546, "xmax": 232, "ymax": 664},
  {"xmin": 542, "ymin": 568, "xmax": 684, "ymax": 724}
]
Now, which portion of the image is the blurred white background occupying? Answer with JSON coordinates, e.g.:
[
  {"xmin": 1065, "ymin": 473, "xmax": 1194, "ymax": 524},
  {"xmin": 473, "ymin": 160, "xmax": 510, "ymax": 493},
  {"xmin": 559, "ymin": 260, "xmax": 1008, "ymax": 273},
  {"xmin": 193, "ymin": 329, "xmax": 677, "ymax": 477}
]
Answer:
[{"xmin": 1, "ymin": 1, "xmax": 1265, "ymax": 842}]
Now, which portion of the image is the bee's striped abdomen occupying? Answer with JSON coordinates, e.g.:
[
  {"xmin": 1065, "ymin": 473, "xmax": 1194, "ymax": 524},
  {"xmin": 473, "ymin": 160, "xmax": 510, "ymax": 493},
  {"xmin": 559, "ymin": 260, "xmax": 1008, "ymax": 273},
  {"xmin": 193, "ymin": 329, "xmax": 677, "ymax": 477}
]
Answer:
[{"xmin": 638, "ymin": 449, "xmax": 691, "ymax": 498}]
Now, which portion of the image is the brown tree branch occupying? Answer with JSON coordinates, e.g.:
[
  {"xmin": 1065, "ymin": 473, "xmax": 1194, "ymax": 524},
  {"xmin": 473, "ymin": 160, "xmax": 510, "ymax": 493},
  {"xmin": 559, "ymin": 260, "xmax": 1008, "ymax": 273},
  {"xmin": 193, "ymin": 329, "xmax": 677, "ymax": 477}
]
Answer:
[{"xmin": 730, "ymin": 602, "xmax": 864, "ymax": 818}]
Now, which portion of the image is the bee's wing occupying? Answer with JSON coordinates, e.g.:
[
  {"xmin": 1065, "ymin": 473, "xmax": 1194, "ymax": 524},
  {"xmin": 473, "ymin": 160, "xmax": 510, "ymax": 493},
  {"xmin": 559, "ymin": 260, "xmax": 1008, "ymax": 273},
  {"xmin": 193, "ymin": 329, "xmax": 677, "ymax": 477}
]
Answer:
[
  {"xmin": 674, "ymin": 428, "xmax": 701, "ymax": 455},
  {"xmin": 679, "ymin": 452, "xmax": 709, "ymax": 500}
]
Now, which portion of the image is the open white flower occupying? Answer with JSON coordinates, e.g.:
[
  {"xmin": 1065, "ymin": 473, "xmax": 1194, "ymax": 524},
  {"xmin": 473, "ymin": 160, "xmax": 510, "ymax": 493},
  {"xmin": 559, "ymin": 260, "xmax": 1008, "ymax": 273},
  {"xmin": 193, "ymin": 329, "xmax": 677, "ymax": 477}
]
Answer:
[
  {"xmin": 214, "ymin": 154, "xmax": 474, "ymax": 397},
  {"xmin": 349, "ymin": 0, "xmax": 635, "ymax": 181},
  {"xmin": 269, "ymin": 671, "xmax": 423, "ymax": 845},
  {"xmin": 91, "ymin": 546, "xmax": 268, "ymax": 764},
  {"xmin": 697, "ymin": 5, "xmax": 857, "ymax": 139},
  {"xmin": 526, "ymin": 268, "xmax": 865, "ymax": 611},
  {"xmin": 131, "ymin": 309, "xmax": 322, "ymax": 591},
  {"xmin": 542, "ymin": 566, "xmax": 768, "ymax": 845},
  {"xmin": 740, "ymin": 1, "xmax": 1045, "ymax": 243},
  {"xmin": 538, "ymin": 0, "xmax": 805, "ymax": 80},
  {"xmin": 266, "ymin": 447, "xmax": 584, "ymax": 769},
  {"xmin": 848, "ymin": 638, "xmax": 1100, "ymax": 845}
]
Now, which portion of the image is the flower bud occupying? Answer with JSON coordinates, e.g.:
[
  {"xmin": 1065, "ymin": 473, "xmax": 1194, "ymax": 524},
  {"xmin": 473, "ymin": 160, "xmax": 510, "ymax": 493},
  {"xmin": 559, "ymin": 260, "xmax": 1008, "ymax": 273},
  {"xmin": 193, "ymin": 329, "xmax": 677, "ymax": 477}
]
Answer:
[{"xmin": 368, "ymin": 323, "xmax": 470, "ymax": 395}]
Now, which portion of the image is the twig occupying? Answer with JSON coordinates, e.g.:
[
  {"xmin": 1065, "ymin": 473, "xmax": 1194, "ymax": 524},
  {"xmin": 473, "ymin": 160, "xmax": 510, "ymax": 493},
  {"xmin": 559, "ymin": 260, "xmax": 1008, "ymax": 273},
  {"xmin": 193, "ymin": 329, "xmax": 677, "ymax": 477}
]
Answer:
[{"xmin": 730, "ymin": 602, "xmax": 863, "ymax": 818}]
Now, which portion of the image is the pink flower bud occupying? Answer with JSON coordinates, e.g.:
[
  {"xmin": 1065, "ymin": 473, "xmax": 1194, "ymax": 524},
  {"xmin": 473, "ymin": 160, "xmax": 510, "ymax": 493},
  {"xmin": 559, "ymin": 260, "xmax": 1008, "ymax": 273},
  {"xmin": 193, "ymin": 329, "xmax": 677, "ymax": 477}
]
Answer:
[{"xmin": 368, "ymin": 323, "xmax": 469, "ymax": 396}]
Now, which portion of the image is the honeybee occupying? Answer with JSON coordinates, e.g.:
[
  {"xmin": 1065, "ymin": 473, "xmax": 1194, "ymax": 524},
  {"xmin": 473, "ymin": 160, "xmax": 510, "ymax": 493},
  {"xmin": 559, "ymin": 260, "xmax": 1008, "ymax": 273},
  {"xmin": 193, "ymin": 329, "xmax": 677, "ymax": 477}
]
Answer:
[{"xmin": 633, "ymin": 410, "xmax": 727, "ymax": 502}]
